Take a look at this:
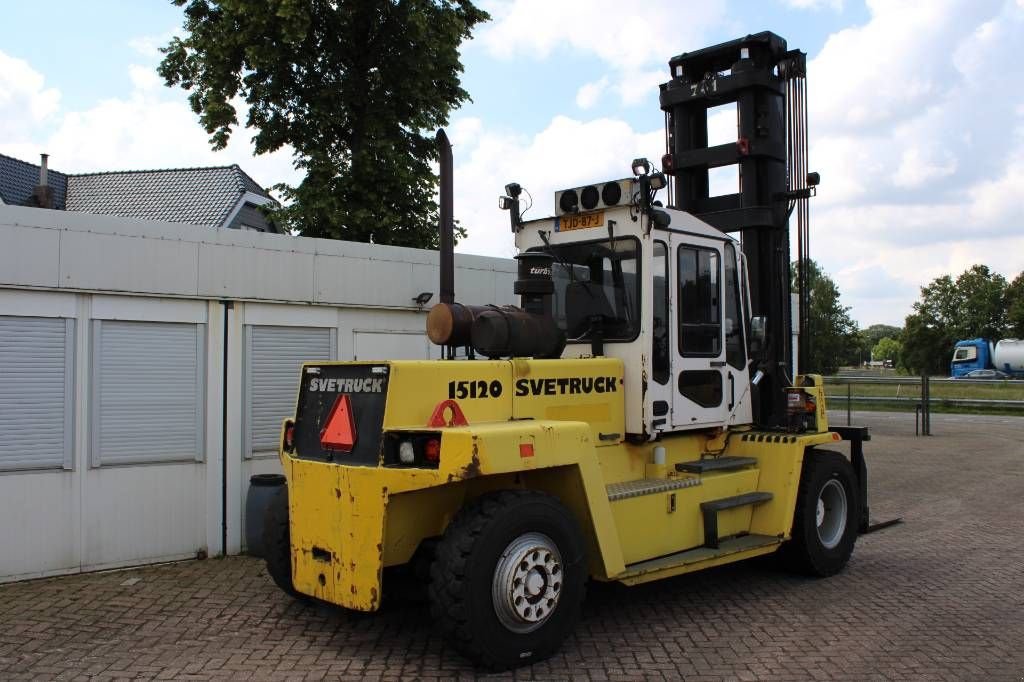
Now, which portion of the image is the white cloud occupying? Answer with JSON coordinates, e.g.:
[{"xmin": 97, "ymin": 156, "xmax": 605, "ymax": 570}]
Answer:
[
  {"xmin": 127, "ymin": 64, "xmax": 163, "ymax": 93},
  {"xmin": 893, "ymin": 146, "xmax": 958, "ymax": 189},
  {"xmin": 782, "ymin": 0, "xmax": 844, "ymax": 9},
  {"xmin": 451, "ymin": 115, "xmax": 663, "ymax": 258},
  {"xmin": 805, "ymin": 0, "xmax": 1024, "ymax": 324},
  {"xmin": 1, "ymin": 53, "xmax": 300, "ymax": 198},
  {"xmin": 611, "ymin": 69, "xmax": 666, "ymax": 108},
  {"xmin": 478, "ymin": 0, "xmax": 726, "ymax": 106},
  {"xmin": 575, "ymin": 77, "xmax": 608, "ymax": 110},
  {"xmin": 127, "ymin": 31, "xmax": 177, "ymax": 59},
  {"xmin": 0, "ymin": 50, "xmax": 61, "ymax": 139}
]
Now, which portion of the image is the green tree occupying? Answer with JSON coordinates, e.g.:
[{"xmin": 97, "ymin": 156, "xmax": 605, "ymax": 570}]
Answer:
[
  {"xmin": 159, "ymin": 0, "xmax": 488, "ymax": 247},
  {"xmin": 1006, "ymin": 272, "xmax": 1024, "ymax": 337},
  {"xmin": 793, "ymin": 260, "xmax": 859, "ymax": 374},
  {"xmin": 856, "ymin": 323, "xmax": 902, "ymax": 365},
  {"xmin": 911, "ymin": 265, "xmax": 1007, "ymax": 340},
  {"xmin": 901, "ymin": 264, "xmax": 1009, "ymax": 375},
  {"xmin": 900, "ymin": 313, "xmax": 952, "ymax": 375},
  {"xmin": 871, "ymin": 337, "xmax": 902, "ymax": 364}
]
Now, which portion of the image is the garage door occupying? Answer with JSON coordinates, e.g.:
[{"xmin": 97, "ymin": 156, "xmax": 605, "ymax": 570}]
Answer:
[
  {"xmin": 0, "ymin": 316, "xmax": 75, "ymax": 471},
  {"xmin": 90, "ymin": 320, "xmax": 205, "ymax": 465},
  {"xmin": 244, "ymin": 325, "xmax": 335, "ymax": 457}
]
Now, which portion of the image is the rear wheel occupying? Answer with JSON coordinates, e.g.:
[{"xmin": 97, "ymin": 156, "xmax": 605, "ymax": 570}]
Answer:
[
  {"xmin": 263, "ymin": 486, "xmax": 300, "ymax": 597},
  {"xmin": 429, "ymin": 490, "xmax": 586, "ymax": 670},
  {"xmin": 783, "ymin": 449, "xmax": 859, "ymax": 576}
]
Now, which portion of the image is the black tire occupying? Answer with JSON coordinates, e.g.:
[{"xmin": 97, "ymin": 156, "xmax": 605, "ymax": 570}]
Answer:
[
  {"xmin": 428, "ymin": 490, "xmax": 586, "ymax": 670},
  {"xmin": 782, "ymin": 449, "xmax": 859, "ymax": 576},
  {"xmin": 263, "ymin": 485, "xmax": 300, "ymax": 597}
]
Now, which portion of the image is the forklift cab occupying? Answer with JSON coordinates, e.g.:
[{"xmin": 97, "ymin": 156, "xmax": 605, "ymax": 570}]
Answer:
[{"xmin": 515, "ymin": 191, "xmax": 754, "ymax": 439}]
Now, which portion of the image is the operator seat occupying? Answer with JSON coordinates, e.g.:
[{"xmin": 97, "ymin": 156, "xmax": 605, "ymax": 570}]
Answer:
[{"xmin": 565, "ymin": 281, "xmax": 615, "ymax": 339}]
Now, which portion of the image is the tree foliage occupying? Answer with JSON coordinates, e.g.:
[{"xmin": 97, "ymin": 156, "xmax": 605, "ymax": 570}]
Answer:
[
  {"xmin": 871, "ymin": 337, "xmax": 901, "ymax": 363},
  {"xmin": 900, "ymin": 265, "xmax": 1018, "ymax": 375},
  {"xmin": 159, "ymin": 0, "xmax": 488, "ymax": 247},
  {"xmin": 1006, "ymin": 272, "xmax": 1024, "ymax": 338},
  {"xmin": 900, "ymin": 313, "xmax": 952, "ymax": 376},
  {"xmin": 855, "ymin": 323, "xmax": 902, "ymax": 365},
  {"xmin": 793, "ymin": 259, "xmax": 859, "ymax": 374}
]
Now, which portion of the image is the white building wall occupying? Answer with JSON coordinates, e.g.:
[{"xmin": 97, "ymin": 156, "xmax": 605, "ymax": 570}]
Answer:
[{"xmin": 0, "ymin": 205, "xmax": 516, "ymax": 581}]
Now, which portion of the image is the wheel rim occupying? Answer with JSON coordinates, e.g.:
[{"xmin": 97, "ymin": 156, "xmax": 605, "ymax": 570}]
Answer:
[
  {"xmin": 816, "ymin": 478, "xmax": 848, "ymax": 549},
  {"xmin": 491, "ymin": 532, "xmax": 563, "ymax": 633}
]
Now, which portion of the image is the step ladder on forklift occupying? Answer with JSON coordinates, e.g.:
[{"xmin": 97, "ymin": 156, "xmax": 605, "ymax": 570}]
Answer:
[{"xmin": 606, "ymin": 455, "xmax": 780, "ymax": 577}]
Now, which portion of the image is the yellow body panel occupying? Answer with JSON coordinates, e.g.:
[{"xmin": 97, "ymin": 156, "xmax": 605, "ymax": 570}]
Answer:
[
  {"xmin": 382, "ymin": 361, "xmax": 512, "ymax": 429},
  {"xmin": 510, "ymin": 358, "xmax": 625, "ymax": 446},
  {"xmin": 611, "ymin": 469, "xmax": 758, "ymax": 564},
  {"xmin": 281, "ymin": 359, "xmax": 846, "ymax": 611}
]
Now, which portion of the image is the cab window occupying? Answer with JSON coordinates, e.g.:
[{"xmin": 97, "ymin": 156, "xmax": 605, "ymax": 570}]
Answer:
[
  {"xmin": 678, "ymin": 246, "xmax": 720, "ymax": 357},
  {"xmin": 652, "ymin": 241, "xmax": 670, "ymax": 384},
  {"xmin": 952, "ymin": 347, "xmax": 977, "ymax": 362},
  {"xmin": 723, "ymin": 242, "xmax": 746, "ymax": 370},
  {"xmin": 532, "ymin": 237, "xmax": 641, "ymax": 343}
]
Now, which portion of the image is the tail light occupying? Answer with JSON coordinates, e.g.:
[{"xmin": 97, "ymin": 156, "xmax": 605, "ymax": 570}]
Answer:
[
  {"xmin": 424, "ymin": 438, "xmax": 441, "ymax": 463},
  {"xmin": 283, "ymin": 420, "xmax": 296, "ymax": 453},
  {"xmin": 384, "ymin": 432, "xmax": 442, "ymax": 468}
]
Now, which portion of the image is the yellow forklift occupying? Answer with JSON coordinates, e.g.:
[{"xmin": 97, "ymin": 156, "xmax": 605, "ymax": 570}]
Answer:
[{"xmin": 263, "ymin": 32, "xmax": 874, "ymax": 669}]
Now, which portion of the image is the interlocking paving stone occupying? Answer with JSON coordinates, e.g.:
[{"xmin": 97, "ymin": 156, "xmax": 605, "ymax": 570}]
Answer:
[{"xmin": 1, "ymin": 412, "xmax": 1022, "ymax": 680}]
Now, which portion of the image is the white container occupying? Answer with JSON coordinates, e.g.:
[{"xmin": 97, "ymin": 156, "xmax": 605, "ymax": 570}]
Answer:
[{"xmin": 993, "ymin": 339, "xmax": 1024, "ymax": 373}]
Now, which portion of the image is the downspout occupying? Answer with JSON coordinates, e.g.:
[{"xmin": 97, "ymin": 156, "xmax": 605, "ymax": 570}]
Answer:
[{"xmin": 220, "ymin": 300, "xmax": 233, "ymax": 556}]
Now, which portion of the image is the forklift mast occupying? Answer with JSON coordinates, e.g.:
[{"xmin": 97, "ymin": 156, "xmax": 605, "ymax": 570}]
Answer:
[{"xmin": 659, "ymin": 31, "xmax": 811, "ymax": 428}]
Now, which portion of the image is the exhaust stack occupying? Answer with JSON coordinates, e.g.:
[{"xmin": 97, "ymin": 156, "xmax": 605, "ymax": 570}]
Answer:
[
  {"xmin": 426, "ymin": 129, "xmax": 564, "ymax": 360},
  {"xmin": 436, "ymin": 130, "xmax": 454, "ymax": 305}
]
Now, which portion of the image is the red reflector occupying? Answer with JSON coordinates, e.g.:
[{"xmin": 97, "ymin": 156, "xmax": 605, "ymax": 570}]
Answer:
[
  {"xmin": 737, "ymin": 137, "xmax": 750, "ymax": 155},
  {"xmin": 425, "ymin": 438, "xmax": 441, "ymax": 462},
  {"xmin": 320, "ymin": 394, "xmax": 357, "ymax": 452},
  {"xmin": 519, "ymin": 443, "xmax": 534, "ymax": 458},
  {"xmin": 284, "ymin": 423, "xmax": 295, "ymax": 449},
  {"xmin": 661, "ymin": 153, "xmax": 675, "ymax": 172}
]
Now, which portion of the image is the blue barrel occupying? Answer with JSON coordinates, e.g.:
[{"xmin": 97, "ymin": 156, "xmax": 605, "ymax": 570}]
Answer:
[{"xmin": 245, "ymin": 473, "xmax": 286, "ymax": 557}]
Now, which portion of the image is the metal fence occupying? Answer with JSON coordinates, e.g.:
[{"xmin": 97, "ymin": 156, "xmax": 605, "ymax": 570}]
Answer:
[{"xmin": 823, "ymin": 375, "xmax": 1024, "ymax": 435}]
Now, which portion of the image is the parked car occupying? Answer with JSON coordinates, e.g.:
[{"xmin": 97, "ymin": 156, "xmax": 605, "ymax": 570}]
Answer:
[{"xmin": 958, "ymin": 369, "xmax": 1011, "ymax": 380}]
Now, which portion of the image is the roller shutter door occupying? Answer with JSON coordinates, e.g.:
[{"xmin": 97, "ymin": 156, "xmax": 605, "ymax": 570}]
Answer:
[
  {"xmin": 0, "ymin": 316, "xmax": 74, "ymax": 471},
  {"xmin": 245, "ymin": 326, "xmax": 335, "ymax": 456},
  {"xmin": 91, "ymin": 320, "xmax": 205, "ymax": 466}
]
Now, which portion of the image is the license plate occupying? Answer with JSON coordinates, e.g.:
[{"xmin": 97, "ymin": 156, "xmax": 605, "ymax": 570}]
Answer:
[{"xmin": 557, "ymin": 210, "xmax": 604, "ymax": 232}]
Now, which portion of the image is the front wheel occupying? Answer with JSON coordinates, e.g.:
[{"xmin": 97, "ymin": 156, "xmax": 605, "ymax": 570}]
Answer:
[
  {"xmin": 428, "ymin": 490, "xmax": 586, "ymax": 670},
  {"xmin": 782, "ymin": 449, "xmax": 859, "ymax": 576}
]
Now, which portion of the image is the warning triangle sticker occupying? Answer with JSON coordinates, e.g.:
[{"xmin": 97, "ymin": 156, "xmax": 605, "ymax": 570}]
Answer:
[{"xmin": 320, "ymin": 394, "xmax": 357, "ymax": 452}]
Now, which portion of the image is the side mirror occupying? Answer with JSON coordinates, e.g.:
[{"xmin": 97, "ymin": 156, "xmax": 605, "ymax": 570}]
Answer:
[{"xmin": 749, "ymin": 316, "xmax": 767, "ymax": 355}]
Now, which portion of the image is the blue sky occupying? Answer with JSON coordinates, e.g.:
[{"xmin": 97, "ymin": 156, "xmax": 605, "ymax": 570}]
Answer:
[
  {"xmin": 2, "ymin": 0, "xmax": 1022, "ymax": 327},
  {"xmin": 2, "ymin": 1, "xmax": 868, "ymax": 134}
]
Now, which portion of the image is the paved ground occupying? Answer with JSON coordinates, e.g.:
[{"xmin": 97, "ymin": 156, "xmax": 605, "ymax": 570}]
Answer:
[{"xmin": 2, "ymin": 411, "xmax": 1022, "ymax": 680}]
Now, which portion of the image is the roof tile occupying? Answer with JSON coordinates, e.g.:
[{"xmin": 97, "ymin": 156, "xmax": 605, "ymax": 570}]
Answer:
[
  {"xmin": 65, "ymin": 165, "xmax": 273, "ymax": 227},
  {"xmin": 0, "ymin": 153, "xmax": 69, "ymax": 209}
]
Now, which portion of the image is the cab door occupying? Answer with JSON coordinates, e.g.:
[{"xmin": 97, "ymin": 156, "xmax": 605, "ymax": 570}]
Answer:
[{"xmin": 670, "ymin": 235, "xmax": 729, "ymax": 428}]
